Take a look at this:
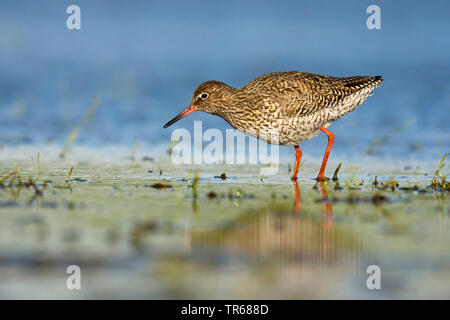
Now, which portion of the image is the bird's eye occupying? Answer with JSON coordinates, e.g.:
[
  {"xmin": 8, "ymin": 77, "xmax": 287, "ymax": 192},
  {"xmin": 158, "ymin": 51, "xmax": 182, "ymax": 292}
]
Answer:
[{"xmin": 200, "ymin": 93, "xmax": 209, "ymax": 100}]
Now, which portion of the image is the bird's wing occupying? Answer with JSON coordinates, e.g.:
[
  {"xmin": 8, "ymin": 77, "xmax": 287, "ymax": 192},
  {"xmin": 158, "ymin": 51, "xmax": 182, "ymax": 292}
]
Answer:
[{"xmin": 245, "ymin": 72, "xmax": 381, "ymax": 118}]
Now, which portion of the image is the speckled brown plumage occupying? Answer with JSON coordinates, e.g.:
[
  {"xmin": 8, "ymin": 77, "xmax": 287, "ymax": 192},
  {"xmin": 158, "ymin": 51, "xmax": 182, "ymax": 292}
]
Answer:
[
  {"xmin": 164, "ymin": 71, "xmax": 383, "ymax": 180},
  {"xmin": 186, "ymin": 71, "xmax": 382, "ymax": 145}
]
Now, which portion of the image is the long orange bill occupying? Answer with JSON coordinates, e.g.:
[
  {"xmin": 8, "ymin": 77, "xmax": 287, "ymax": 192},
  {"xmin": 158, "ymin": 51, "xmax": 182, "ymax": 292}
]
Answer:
[{"xmin": 163, "ymin": 104, "xmax": 197, "ymax": 128}]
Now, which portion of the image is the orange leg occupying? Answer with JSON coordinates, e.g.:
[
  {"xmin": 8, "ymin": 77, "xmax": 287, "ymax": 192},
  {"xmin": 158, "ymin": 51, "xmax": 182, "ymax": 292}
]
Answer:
[
  {"xmin": 316, "ymin": 127, "xmax": 335, "ymax": 181},
  {"xmin": 291, "ymin": 144, "xmax": 302, "ymax": 181}
]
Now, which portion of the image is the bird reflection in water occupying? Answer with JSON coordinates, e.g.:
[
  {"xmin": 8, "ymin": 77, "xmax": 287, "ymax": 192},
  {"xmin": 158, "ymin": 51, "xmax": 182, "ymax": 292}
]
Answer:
[
  {"xmin": 293, "ymin": 180, "xmax": 332, "ymax": 226},
  {"xmin": 293, "ymin": 180, "xmax": 301, "ymax": 212}
]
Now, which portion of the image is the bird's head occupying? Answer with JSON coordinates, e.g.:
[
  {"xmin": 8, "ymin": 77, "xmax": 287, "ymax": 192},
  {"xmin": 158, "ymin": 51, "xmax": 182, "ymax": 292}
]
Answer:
[{"xmin": 163, "ymin": 81, "xmax": 236, "ymax": 128}]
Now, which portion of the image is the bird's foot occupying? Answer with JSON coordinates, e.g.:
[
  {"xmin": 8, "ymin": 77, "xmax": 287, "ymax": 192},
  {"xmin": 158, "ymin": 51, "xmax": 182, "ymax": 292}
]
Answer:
[
  {"xmin": 316, "ymin": 176, "xmax": 330, "ymax": 182},
  {"xmin": 291, "ymin": 176, "xmax": 298, "ymax": 182}
]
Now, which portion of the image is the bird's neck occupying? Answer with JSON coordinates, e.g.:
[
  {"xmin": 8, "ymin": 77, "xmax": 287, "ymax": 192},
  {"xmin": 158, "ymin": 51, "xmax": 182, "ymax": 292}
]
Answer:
[
  {"xmin": 209, "ymin": 85, "xmax": 239, "ymax": 118},
  {"xmin": 214, "ymin": 89, "xmax": 252, "ymax": 130}
]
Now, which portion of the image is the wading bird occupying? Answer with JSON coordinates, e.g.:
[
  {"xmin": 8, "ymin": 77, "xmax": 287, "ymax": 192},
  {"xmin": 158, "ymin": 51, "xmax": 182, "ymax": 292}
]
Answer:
[{"xmin": 163, "ymin": 71, "xmax": 382, "ymax": 181}]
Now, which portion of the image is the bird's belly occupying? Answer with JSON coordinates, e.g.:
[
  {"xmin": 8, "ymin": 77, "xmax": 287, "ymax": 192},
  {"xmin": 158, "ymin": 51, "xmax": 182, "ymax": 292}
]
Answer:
[
  {"xmin": 235, "ymin": 116, "xmax": 324, "ymax": 146},
  {"xmin": 276, "ymin": 118, "xmax": 323, "ymax": 145}
]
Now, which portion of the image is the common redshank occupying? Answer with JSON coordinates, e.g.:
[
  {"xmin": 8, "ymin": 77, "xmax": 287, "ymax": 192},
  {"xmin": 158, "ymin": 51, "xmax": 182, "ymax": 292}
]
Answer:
[{"xmin": 163, "ymin": 71, "xmax": 382, "ymax": 181}]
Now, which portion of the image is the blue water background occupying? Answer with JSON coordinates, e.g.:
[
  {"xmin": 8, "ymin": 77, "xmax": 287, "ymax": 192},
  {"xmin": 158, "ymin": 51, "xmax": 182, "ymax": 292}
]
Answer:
[{"xmin": 0, "ymin": 0, "xmax": 449, "ymax": 161}]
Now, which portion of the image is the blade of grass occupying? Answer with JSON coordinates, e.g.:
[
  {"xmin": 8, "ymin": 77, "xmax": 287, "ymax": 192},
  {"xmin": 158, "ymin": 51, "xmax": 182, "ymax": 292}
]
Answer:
[
  {"xmin": 60, "ymin": 96, "xmax": 101, "ymax": 158},
  {"xmin": 65, "ymin": 166, "xmax": 74, "ymax": 182},
  {"xmin": 0, "ymin": 171, "xmax": 17, "ymax": 183}
]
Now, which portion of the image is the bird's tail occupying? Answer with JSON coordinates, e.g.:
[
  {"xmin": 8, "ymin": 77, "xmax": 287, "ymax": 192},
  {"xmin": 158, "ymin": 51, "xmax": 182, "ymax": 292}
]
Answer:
[{"xmin": 343, "ymin": 75, "xmax": 383, "ymax": 91}]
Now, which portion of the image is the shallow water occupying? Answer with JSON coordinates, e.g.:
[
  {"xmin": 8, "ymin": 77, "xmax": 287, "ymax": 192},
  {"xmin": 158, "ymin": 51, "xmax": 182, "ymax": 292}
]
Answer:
[{"xmin": 0, "ymin": 147, "xmax": 448, "ymax": 299}]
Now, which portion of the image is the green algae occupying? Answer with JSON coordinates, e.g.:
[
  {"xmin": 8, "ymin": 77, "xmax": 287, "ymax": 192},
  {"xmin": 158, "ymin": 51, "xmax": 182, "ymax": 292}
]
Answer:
[{"xmin": 0, "ymin": 155, "xmax": 448, "ymax": 299}]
